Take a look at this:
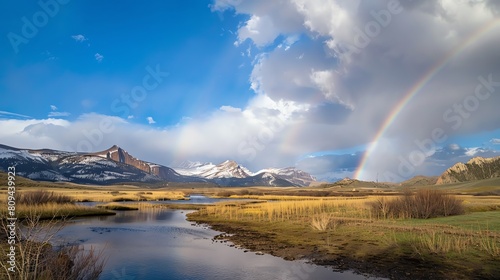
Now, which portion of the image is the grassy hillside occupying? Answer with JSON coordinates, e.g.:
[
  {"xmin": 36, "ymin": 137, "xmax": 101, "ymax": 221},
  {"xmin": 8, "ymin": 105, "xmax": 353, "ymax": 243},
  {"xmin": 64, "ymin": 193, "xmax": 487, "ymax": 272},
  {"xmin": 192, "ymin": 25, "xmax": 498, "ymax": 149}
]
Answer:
[
  {"xmin": 413, "ymin": 177, "xmax": 500, "ymax": 194},
  {"xmin": 400, "ymin": 175, "xmax": 438, "ymax": 187}
]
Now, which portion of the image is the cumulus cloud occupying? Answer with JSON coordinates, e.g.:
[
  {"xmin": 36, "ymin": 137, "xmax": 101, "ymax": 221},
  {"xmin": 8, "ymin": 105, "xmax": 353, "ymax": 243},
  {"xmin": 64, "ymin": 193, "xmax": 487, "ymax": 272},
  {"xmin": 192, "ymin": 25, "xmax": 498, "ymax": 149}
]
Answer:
[
  {"xmin": 0, "ymin": 97, "xmax": 308, "ymax": 172},
  {"xmin": 212, "ymin": 0, "xmax": 500, "ymax": 181},
  {"xmin": 50, "ymin": 105, "xmax": 58, "ymax": 111},
  {"xmin": 491, "ymin": 139, "xmax": 500, "ymax": 145}
]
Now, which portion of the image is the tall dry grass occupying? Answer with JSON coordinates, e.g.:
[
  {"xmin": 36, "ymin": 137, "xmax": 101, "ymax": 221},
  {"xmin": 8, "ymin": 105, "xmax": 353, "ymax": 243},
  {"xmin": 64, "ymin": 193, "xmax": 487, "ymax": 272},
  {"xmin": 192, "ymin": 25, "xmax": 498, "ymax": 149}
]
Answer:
[
  {"xmin": 203, "ymin": 197, "xmax": 374, "ymax": 223},
  {"xmin": 0, "ymin": 190, "xmax": 110, "ymax": 219},
  {"xmin": 479, "ymin": 231, "xmax": 500, "ymax": 257},
  {"xmin": 68, "ymin": 190, "xmax": 186, "ymax": 202},
  {"xmin": 15, "ymin": 191, "xmax": 72, "ymax": 205}
]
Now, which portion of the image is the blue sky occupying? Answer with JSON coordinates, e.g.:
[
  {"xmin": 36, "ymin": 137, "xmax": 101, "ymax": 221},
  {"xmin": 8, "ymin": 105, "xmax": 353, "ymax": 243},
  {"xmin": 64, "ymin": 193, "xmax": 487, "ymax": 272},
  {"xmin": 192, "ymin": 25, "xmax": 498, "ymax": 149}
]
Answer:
[
  {"xmin": 1, "ymin": 1, "xmax": 254, "ymax": 125},
  {"xmin": 1, "ymin": 0, "xmax": 500, "ymax": 182}
]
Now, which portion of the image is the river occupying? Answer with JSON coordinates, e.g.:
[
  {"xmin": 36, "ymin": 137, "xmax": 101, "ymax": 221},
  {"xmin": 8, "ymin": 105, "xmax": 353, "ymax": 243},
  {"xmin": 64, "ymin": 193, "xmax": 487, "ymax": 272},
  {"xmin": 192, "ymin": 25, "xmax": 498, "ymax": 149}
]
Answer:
[{"xmin": 59, "ymin": 196, "xmax": 380, "ymax": 279}]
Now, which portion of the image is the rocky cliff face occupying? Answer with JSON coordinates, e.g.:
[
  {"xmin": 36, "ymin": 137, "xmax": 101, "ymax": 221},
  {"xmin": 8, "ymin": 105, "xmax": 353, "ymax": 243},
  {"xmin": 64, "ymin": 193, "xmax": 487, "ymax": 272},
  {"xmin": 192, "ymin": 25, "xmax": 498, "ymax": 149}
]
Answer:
[
  {"xmin": 94, "ymin": 145, "xmax": 182, "ymax": 180},
  {"xmin": 100, "ymin": 145, "xmax": 153, "ymax": 173},
  {"xmin": 0, "ymin": 144, "xmax": 204, "ymax": 184},
  {"xmin": 436, "ymin": 156, "xmax": 500, "ymax": 184}
]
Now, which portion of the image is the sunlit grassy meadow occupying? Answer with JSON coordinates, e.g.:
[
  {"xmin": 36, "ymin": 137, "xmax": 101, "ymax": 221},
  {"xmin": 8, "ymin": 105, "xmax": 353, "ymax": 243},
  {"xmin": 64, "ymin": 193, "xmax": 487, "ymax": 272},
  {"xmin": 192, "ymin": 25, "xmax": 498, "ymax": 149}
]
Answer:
[{"xmin": 189, "ymin": 191, "xmax": 500, "ymax": 279}]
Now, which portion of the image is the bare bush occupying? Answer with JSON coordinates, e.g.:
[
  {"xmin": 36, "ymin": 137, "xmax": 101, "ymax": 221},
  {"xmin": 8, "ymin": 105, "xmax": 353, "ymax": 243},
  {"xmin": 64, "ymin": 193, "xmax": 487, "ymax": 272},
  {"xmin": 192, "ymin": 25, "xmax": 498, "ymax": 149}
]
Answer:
[
  {"xmin": 1, "ymin": 212, "xmax": 106, "ymax": 280},
  {"xmin": 311, "ymin": 213, "xmax": 331, "ymax": 231},
  {"xmin": 370, "ymin": 189, "xmax": 464, "ymax": 219}
]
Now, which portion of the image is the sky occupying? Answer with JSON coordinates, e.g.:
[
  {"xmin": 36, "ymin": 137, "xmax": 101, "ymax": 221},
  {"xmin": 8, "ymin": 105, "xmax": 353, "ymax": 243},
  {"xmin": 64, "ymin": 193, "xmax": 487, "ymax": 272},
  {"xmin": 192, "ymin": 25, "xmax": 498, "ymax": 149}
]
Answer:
[{"xmin": 1, "ymin": 0, "xmax": 500, "ymax": 182}]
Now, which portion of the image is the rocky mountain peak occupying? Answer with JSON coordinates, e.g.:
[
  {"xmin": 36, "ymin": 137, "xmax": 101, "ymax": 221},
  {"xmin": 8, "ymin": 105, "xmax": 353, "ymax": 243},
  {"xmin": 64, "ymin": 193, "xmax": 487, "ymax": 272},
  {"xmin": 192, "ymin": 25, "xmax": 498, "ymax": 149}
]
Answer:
[{"xmin": 436, "ymin": 156, "xmax": 500, "ymax": 185}]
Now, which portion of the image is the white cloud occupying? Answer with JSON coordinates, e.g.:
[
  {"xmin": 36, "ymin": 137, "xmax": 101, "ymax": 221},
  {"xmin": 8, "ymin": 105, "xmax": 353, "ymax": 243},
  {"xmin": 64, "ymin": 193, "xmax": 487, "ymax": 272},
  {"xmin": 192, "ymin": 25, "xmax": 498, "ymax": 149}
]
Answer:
[
  {"xmin": 48, "ymin": 112, "xmax": 71, "ymax": 117},
  {"xmin": 220, "ymin": 106, "xmax": 242, "ymax": 113},
  {"xmin": 127, "ymin": 115, "xmax": 134, "ymax": 119},
  {"xmin": 213, "ymin": 0, "xmax": 500, "ymax": 181},
  {"xmin": 310, "ymin": 69, "xmax": 353, "ymax": 109},
  {"xmin": 237, "ymin": 15, "xmax": 280, "ymax": 47},
  {"xmin": 491, "ymin": 139, "xmax": 500, "ymax": 144},
  {"xmin": 71, "ymin": 34, "xmax": 87, "ymax": 42},
  {"xmin": 465, "ymin": 147, "xmax": 485, "ymax": 157},
  {"xmin": 50, "ymin": 105, "xmax": 57, "ymax": 111},
  {"xmin": 94, "ymin": 53, "xmax": 103, "ymax": 62},
  {"xmin": 147, "ymin": 117, "xmax": 156, "ymax": 124}
]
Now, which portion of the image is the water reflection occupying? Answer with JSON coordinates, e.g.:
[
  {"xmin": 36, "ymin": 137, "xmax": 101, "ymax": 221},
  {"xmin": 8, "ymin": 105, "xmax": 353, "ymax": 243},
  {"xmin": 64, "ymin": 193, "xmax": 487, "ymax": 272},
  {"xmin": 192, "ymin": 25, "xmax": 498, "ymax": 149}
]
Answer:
[{"xmin": 59, "ymin": 204, "xmax": 381, "ymax": 279}]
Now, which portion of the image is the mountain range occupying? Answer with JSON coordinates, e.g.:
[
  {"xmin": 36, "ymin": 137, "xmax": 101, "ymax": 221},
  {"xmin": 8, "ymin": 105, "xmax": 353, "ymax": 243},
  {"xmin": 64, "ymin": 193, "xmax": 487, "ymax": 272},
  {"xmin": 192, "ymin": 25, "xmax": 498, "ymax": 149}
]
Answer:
[
  {"xmin": 1, "ymin": 143, "xmax": 498, "ymax": 188},
  {"xmin": 0, "ymin": 144, "xmax": 315, "ymax": 187}
]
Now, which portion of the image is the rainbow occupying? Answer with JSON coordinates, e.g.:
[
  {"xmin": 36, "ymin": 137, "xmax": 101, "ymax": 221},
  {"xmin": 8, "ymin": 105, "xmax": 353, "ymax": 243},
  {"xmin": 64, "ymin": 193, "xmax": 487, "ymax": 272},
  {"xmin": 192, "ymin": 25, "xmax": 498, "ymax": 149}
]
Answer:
[{"xmin": 354, "ymin": 18, "xmax": 500, "ymax": 180}]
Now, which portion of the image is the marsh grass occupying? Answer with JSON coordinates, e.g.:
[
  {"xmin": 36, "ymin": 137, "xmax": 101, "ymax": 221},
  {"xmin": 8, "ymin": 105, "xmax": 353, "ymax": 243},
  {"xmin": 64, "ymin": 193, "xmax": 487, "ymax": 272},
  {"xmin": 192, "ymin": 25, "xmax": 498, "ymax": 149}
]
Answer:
[
  {"xmin": 414, "ymin": 230, "xmax": 472, "ymax": 256},
  {"xmin": 479, "ymin": 230, "xmax": 500, "ymax": 257},
  {"xmin": 15, "ymin": 191, "xmax": 72, "ymax": 205},
  {"xmin": 203, "ymin": 197, "xmax": 374, "ymax": 223},
  {"xmin": 96, "ymin": 204, "xmax": 139, "ymax": 211},
  {"xmin": 67, "ymin": 190, "xmax": 187, "ymax": 202},
  {"xmin": 0, "ymin": 201, "xmax": 112, "ymax": 220},
  {"xmin": 0, "ymin": 190, "xmax": 112, "ymax": 220}
]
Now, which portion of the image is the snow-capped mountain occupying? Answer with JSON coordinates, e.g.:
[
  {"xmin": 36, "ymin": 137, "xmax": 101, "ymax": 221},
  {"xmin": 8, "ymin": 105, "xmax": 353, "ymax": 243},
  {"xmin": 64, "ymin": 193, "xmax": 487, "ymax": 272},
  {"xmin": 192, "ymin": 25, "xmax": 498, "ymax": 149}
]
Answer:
[
  {"xmin": 0, "ymin": 144, "xmax": 203, "ymax": 185},
  {"xmin": 173, "ymin": 161, "xmax": 316, "ymax": 187},
  {"xmin": 172, "ymin": 161, "xmax": 216, "ymax": 176},
  {"xmin": 0, "ymin": 144, "xmax": 315, "ymax": 187},
  {"xmin": 255, "ymin": 167, "xmax": 316, "ymax": 186},
  {"xmin": 199, "ymin": 160, "xmax": 253, "ymax": 179}
]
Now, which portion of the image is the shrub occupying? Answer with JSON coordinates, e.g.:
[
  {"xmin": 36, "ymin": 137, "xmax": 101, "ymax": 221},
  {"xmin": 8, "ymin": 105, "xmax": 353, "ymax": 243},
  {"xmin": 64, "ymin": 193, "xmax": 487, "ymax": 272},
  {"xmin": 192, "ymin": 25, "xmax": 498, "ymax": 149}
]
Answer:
[
  {"xmin": 16, "ymin": 191, "xmax": 72, "ymax": 205},
  {"xmin": 370, "ymin": 189, "xmax": 464, "ymax": 219},
  {"xmin": 216, "ymin": 191, "xmax": 236, "ymax": 197}
]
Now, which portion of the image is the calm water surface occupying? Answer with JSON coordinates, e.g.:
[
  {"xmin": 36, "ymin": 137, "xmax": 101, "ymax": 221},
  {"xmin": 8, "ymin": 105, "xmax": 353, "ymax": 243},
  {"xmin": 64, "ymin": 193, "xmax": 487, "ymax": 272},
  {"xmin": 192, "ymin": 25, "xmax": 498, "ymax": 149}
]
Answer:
[{"xmin": 61, "ymin": 196, "xmax": 380, "ymax": 280}]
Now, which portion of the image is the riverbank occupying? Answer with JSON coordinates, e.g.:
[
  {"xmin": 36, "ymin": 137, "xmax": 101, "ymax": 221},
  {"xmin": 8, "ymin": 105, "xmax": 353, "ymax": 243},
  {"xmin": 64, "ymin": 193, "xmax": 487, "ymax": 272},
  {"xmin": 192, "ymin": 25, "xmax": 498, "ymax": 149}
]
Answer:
[{"xmin": 187, "ymin": 197, "xmax": 500, "ymax": 280}]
